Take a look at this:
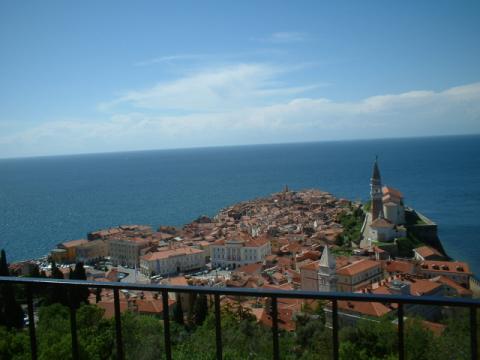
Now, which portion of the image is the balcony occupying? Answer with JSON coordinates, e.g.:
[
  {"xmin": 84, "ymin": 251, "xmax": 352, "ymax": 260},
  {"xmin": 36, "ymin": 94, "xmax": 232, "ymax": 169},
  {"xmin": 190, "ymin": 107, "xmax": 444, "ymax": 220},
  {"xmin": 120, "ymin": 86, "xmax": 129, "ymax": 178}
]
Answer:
[{"xmin": 0, "ymin": 276, "xmax": 478, "ymax": 360}]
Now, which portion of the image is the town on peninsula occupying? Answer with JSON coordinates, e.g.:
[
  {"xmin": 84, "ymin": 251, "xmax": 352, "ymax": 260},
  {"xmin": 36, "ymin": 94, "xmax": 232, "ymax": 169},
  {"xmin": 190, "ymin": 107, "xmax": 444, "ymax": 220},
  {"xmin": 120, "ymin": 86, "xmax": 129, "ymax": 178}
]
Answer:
[{"xmin": 5, "ymin": 158, "xmax": 478, "ymax": 336}]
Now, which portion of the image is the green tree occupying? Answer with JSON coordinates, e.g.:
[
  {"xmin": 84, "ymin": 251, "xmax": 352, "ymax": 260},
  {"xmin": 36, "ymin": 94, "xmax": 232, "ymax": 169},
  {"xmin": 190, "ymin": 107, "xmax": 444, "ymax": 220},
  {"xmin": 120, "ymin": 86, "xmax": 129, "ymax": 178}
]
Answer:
[
  {"xmin": 173, "ymin": 296, "xmax": 184, "ymax": 325},
  {"xmin": 0, "ymin": 326, "xmax": 30, "ymax": 360},
  {"xmin": 193, "ymin": 294, "xmax": 208, "ymax": 326},
  {"xmin": 70, "ymin": 262, "xmax": 90, "ymax": 309},
  {"xmin": 44, "ymin": 261, "xmax": 68, "ymax": 306},
  {"xmin": 339, "ymin": 317, "xmax": 397, "ymax": 359},
  {"xmin": 0, "ymin": 249, "xmax": 24, "ymax": 329}
]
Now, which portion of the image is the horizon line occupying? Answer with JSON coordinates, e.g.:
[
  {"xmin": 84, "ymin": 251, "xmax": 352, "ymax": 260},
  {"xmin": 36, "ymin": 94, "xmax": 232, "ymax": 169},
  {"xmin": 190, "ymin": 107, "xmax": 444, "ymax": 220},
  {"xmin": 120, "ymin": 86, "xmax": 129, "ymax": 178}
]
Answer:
[{"xmin": 1, "ymin": 132, "xmax": 479, "ymax": 161}]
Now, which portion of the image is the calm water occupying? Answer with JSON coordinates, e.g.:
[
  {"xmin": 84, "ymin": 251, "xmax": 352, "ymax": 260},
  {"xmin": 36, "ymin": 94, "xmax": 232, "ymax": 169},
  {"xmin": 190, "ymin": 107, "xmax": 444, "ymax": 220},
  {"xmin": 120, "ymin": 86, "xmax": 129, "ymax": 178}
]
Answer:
[{"xmin": 1, "ymin": 135, "xmax": 479, "ymax": 275}]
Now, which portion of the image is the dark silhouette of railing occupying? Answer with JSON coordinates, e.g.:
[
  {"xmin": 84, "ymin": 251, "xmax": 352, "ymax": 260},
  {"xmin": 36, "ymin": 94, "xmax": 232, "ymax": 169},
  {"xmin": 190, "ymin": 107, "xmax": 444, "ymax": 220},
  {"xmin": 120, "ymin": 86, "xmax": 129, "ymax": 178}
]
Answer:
[{"xmin": 0, "ymin": 276, "xmax": 478, "ymax": 360}]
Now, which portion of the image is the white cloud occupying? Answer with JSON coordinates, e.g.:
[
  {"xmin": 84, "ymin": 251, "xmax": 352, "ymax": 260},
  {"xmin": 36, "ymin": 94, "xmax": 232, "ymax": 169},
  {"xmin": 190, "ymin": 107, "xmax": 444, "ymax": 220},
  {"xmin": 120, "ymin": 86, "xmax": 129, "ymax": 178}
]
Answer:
[
  {"xmin": 2, "ymin": 65, "xmax": 480, "ymax": 158},
  {"xmin": 100, "ymin": 63, "xmax": 319, "ymax": 112}
]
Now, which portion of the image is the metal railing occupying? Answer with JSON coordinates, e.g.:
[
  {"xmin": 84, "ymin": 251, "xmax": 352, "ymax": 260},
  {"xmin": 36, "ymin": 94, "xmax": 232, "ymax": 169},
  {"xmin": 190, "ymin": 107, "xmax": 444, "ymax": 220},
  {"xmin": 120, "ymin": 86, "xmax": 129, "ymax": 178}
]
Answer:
[{"xmin": 0, "ymin": 276, "xmax": 478, "ymax": 360}]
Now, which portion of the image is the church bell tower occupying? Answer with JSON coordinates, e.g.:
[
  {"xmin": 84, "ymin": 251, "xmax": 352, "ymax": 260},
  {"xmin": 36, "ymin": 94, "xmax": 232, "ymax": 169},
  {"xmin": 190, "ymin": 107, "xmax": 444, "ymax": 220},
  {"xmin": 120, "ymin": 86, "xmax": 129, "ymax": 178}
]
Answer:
[
  {"xmin": 370, "ymin": 156, "xmax": 383, "ymax": 221},
  {"xmin": 318, "ymin": 246, "xmax": 337, "ymax": 292}
]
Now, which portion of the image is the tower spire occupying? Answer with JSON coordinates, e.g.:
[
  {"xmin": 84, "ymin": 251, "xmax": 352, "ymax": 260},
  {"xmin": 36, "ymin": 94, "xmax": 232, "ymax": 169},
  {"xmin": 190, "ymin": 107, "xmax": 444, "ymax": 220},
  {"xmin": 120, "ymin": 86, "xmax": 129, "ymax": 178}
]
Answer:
[
  {"xmin": 370, "ymin": 156, "xmax": 383, "ymax": 221},
  {"xmin": 318, "ymin": 245, "xmax": 337, "ymax": 292}
]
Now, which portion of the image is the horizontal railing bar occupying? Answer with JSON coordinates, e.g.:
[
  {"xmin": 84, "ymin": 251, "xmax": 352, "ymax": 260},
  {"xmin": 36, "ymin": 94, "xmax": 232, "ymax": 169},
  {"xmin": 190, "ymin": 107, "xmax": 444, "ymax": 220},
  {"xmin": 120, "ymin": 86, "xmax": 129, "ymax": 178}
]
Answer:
[{"xmin": 1, "ymin": 276, "xmax": 479, "ymax": 307}]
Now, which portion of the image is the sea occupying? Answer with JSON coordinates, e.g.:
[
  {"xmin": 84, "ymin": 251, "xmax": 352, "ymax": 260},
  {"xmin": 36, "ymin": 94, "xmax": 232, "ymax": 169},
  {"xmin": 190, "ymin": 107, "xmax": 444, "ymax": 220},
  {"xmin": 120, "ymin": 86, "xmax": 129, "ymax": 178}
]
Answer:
[{"xmin": 1, "ymin": 135, "xmax": 479, "ymax": 276}]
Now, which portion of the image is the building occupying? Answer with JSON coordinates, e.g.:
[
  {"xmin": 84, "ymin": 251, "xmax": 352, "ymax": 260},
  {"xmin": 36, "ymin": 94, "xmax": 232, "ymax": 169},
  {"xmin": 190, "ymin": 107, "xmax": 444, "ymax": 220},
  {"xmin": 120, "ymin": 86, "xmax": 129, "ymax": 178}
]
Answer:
[
  {"xmin": 210, "ymin": 232, "xmax": 271, "ymax": 269},
  {"xmin": 76, "ymin": 240, "xmax": 108, "ymax": 264},
  {"xmin": 372, "ymin": 278, "xmax": 443, "ymax": 320},
  {"xmin": 382, "ymin": 186, "xmax": 405, "ymax": 225},
  {"xmin": 139, "ymin": 246, "xmax": 205, "ymax": 276},
  {"xmin": 336, "ymin": 258, "xmax": 383, "ymax": 292},
  {"xmin": 369, "ymin": 217, "xmax": 407, "ymax": 243},
  {"xmin": 413, "ymin": 245, "xmax": 445, "ymax": 261},
  {"xmin": 54, "ymin": 239, "xmax": 89, "ymax": 263},
  {"xmin": 417, "ymin": 260, "xmax": 471, "ymax": 288},
  {"xmin": 366, "ymin": 158, "xmax": 407, "ymax": 244},
  {"xmin": 110, "ymin": 237, "xmax": 150, "ymax": 268},
  {"xmin": 300, "ymin": 246, "xmax": 337, "ymax": 292}
]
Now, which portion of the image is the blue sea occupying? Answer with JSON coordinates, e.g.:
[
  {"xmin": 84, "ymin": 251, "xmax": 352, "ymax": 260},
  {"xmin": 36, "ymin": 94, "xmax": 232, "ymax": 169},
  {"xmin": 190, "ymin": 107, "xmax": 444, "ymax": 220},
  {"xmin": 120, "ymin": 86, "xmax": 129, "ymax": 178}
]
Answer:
[{"xmin": 1, "ymin": 135, "xmax": 479, "ymax": 276}]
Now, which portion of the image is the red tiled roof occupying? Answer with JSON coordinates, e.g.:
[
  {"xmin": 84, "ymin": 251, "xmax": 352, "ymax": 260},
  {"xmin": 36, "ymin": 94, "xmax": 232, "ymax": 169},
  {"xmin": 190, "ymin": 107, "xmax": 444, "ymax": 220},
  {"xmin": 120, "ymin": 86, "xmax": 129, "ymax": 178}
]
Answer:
[
  {"xmin": 61, "ymin": 239, "xmax": 89, "ymax": 248},
  {"xmin": 370, "ymin": 217, "xmax": 394, "ymax": 228},
  {"xmin": 414, "ymin": 246, "xmax": 442, "ymax": 258},
  {"xmin": 337, "ymin": 300, "xmax": 392, "ymax": 317},
  {"xmin": 432, "ymin": 275, "xmax": 473, "ymax": 296},
  {"xmin": 382, "ymin": 260, "xmax": 415, "ymax": 275},
  {"xmin": 337, "ymin": 259, "xmax": 380, "ymax": 276},
  {"xmin": 419, "ymin": 260, "xmax": 471, "ymax": 275}
]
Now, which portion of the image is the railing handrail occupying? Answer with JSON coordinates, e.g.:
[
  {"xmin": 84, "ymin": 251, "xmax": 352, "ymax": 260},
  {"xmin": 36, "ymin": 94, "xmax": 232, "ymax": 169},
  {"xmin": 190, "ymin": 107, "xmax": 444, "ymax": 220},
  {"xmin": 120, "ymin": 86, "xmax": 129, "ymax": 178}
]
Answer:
[{"xmin": 1, "ymin": 275, "xmax": 479, "ymax": 307}]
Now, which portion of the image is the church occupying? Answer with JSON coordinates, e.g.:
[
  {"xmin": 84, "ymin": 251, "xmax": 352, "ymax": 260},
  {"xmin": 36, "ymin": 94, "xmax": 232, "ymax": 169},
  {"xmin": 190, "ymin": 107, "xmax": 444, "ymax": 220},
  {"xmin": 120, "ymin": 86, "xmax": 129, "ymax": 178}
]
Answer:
[{"xmin": 366, "ymin": 158, "xmax": 407, "ymax": 244}]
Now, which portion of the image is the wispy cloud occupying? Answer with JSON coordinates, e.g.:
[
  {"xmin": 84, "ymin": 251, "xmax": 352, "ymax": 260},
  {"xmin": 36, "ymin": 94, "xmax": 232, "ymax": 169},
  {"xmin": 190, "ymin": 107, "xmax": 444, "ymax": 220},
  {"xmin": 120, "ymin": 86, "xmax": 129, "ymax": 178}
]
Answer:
[
  {"xmin": 134, "ymin": 54, "xmax": 208, "ymax": 67},
  {"xmin": 3, "ymin": 80, "xmax": 480, "ymax": 158},
  {"xmin": 255, "ymin": 31, "xmax": 308, "ymax": 44},
  {"xmin": 100, "ymin": 63, "xmax": 321, "ymax": 112}
]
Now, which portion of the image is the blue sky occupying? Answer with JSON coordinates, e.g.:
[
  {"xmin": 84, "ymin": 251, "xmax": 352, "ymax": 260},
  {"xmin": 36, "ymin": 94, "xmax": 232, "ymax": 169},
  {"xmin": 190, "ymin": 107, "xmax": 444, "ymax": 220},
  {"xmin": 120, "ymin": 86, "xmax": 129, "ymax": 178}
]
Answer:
[{"xmin": 1, "ymin": 1, "xmax": 479, "ymax": 158}]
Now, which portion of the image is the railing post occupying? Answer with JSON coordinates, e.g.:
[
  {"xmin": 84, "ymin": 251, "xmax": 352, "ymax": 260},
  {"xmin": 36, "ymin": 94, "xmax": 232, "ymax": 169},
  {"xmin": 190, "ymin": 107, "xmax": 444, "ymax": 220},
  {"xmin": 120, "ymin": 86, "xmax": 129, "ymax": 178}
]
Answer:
[
  {"xmin": 214, "ymin": 293, "xmax": 222, "ymax": 360},
  {"xmin": 471, "ymin": 306, "xmax": 478, "ymax": 360},
  {"xmin": 271, "ymin": 297, "xmax": 280, "ymax": 360},
  {"xmin": 68, "ymin": 288, "xmax": 79, "ymax": 360},
  {"xmin": 332, "ymin": 300, "xmax": 339, "ymax": 360},
  {"xmin": 397, "ymin": 303, "xmax": 404, "ymax": 360},
  {"xmin": 162, "ymin": 289, "xmax": 172, "ymax": 360},
  {"xmin": 113, "ymin": 289, "xmax": 124, "ymax": 360},
  {"xmin": 26, "ymin": 285, "xmax": 37, "ymax": 360}
]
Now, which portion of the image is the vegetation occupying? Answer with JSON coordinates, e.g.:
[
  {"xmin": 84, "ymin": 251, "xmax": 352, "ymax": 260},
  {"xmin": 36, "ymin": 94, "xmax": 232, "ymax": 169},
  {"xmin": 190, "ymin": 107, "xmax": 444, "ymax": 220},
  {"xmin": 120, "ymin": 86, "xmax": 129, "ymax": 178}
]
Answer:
[
  {"xmin": 0, "ymin": 249, "xmax": 25, "ymax": 330},
  {"xmin": 0, "ymin": 300, "xmax": 477, "ymax": 360},
  {"xmin": 336, "ymin": 206, "xmax": 365, "ymax": 246},
  {"xmin": 363, "ymin": 201, "xmax": 372, "ymax": 212},
  {"xmin": 396, "ymin": 236, "xmax": 422, "ymax": 258}
]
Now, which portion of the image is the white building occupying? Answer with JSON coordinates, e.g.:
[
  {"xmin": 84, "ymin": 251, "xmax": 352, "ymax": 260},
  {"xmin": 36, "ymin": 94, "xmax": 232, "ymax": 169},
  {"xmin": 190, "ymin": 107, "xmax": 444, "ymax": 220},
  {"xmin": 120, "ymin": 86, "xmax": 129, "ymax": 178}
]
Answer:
[
  {"xmin": 369, "ymin": 217, "xmax": 407, "ymax": 243},
  {"xmin": 382, "ymin": 186, "xmax": 405, "ymax": 225},
  {"xmin": 140, "ymin": 246, "xmax": 205, "ymax": 276},
  {"xmin": 210, "ymin": 233, "xmax": 271, "ymax": 269}
]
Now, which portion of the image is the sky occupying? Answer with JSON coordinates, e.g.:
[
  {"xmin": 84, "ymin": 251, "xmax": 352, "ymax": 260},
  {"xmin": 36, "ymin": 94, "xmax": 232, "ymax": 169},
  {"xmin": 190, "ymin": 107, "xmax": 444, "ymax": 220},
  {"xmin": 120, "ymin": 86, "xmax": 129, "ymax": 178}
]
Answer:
[{"xmin": 0, "ymin": 1, "xmax": 479, "ymax": 158}]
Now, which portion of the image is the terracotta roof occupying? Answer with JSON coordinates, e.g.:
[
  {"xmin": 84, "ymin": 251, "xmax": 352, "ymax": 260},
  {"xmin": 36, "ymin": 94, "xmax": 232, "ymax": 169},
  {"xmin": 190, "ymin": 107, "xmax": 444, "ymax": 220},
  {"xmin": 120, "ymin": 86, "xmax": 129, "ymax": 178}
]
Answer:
[
  {"xmin": 165, "ymin": 276, "xmax": 188, "ymax": 286},
  {"xmin": 98, "ymin": 300, "xmax": 128, "ymax": 319},
  {"xmin": 370, "ymin": 217, "xmax": 394, "ymax": 229},
  {"xmin": 382, "ymin": 186, "xmax": 403, "ymax": 199},
  {"xmin": 259, "ymin": 307, "xmax": 296, "ymax": 331},
  {"xmin": 337, "ymin": 259, "xmax": 380, "ymax": 276},
  {"xmin": 141, "ymin": 247, "xmax": 203, "ymax": 261},
  {"xmin": 410, "ymin": 279, "xmax": 442, "ymax": 296},
  {"xmin": 235, "ymin": 262, "xmax": 263, "ymax": 275},
  {"xmin": 420, "ymin": 320, "xmax": 446, "ymax": 336},
  {"xmin": 382, "ymin": 260, "xmax": 415, "ymax": 275},
  {"xmin": 337, "ymin": 300, "xmax": 391, "ymax": 317},
  {"xmin": 300, "ymin": 260, "xmax": 319, "ymax": 271},
  {"xmin": 414, "ymin": 246, "xmax": 442, "ymax": 259},
  {"xmin": 136, "ymin": 298, "xmax": 175, "ymax": 314},
  {"xmin": 419, "ymin": 260, "xmax": 471, "ymax": 275},
  {"xmin": 432, "ymin": 275, "xmax": 473, "ymax": 296},
  {"xmin": 61, "ymin": 239, "xmax": 89, "ymax": 248}
]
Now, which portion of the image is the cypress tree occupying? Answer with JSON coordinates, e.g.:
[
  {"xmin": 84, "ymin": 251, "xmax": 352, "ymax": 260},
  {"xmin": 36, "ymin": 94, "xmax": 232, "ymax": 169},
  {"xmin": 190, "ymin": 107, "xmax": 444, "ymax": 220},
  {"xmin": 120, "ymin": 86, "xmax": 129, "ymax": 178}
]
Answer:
[
  {"xmin": 0, "ymin": 249, "xmax": 24, "ymax": 329},
  {"xmin": 173, "ymin": 295, "xmax": 184, "ymax": 325},
  {"xmin": 70, "ymin": 262, "xmax": 90, "ymax": 308},
  {"xmin": 46, "ymin": 261, "xmax": 68, "ymax": 306},
  {"xmin": 193, "ymin": 294, "xmax": 208, "ymax": 326},
  {"xmin": 0, "ymin": 249, "xmax": 8, "ymax": 276},
  {"xmin": 95, "ymin": 288, "xmax": 102, "ymax": 303}
]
